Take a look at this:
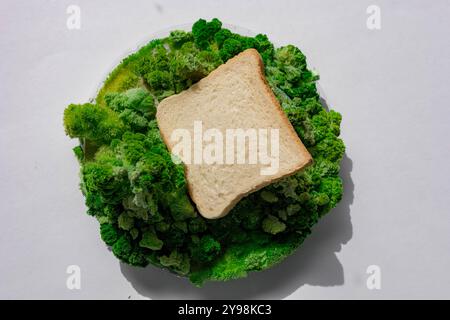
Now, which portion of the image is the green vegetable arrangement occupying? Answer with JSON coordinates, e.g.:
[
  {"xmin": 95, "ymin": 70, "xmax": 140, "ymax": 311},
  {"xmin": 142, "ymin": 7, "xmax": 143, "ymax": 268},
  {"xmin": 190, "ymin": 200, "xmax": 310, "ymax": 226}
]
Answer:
[{"xmin": 63, "ymin": 18, "xmax": 345, "ymax": 286}]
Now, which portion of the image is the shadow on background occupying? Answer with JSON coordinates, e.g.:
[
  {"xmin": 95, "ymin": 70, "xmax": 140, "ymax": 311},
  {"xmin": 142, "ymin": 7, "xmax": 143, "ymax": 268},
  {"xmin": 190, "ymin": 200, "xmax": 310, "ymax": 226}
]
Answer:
[{"xmin": 120, "ymin": 153, "xmax": 353, "ymax": 299}]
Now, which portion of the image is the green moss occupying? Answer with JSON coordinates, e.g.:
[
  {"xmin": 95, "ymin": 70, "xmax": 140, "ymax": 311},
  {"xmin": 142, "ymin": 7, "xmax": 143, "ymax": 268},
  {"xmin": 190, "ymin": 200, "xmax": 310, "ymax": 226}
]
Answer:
[
  {"xmin": 97, "ymin": 68, "xmax": 139, "ymax": 107},
  {"xmin": 96, "ymin": 40, "xmax": 163, "ymax": 107},
  {"xmin": 64, "ymin": 18, "xmax": 345, "ymax": 286}
]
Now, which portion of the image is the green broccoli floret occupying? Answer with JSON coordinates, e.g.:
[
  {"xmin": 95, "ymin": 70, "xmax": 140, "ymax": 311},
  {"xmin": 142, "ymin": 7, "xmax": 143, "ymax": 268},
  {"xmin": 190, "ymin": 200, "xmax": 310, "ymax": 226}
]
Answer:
[{"xmin": 63, "ymin": 103, "xmax": 126, "ymax": 145}]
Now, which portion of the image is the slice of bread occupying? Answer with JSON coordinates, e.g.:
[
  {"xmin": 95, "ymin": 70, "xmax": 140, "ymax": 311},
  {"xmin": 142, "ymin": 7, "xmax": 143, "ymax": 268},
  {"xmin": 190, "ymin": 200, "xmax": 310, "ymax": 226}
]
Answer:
[{"xmin": 156, "ymin": 48, "xmax": 312, "ymax": 219}]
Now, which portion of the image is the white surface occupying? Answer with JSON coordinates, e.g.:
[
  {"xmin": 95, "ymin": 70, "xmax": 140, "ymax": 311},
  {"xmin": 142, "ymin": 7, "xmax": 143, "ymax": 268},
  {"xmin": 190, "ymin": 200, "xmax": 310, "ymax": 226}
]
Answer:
[{"xmin": 1, "ymin": 0, "xmax": 450, "ymax": 299}]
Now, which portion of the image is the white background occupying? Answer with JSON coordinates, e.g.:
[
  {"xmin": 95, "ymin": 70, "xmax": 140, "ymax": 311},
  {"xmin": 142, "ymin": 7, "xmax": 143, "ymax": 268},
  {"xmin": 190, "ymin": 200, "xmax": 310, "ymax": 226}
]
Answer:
[{"xmin": 1, "ymin": 0, "xmax": 449, "ymax": 299}]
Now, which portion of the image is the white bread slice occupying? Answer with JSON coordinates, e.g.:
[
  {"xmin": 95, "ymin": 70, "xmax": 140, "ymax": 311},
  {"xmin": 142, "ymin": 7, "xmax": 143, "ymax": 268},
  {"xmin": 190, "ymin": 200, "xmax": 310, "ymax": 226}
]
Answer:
[{"xmin": 156, "ymin": 49, "xmax": 312, "ymax": 219}]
